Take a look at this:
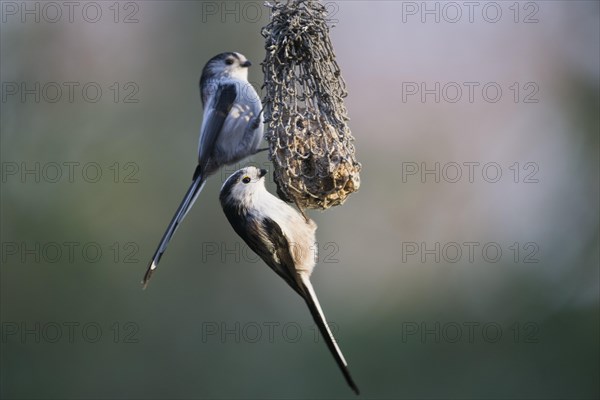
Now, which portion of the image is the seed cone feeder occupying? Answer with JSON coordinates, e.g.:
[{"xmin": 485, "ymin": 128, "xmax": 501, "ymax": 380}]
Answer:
[{"xmin": 261, "ymin": 0, "xmax": 361, "ymax": 210}]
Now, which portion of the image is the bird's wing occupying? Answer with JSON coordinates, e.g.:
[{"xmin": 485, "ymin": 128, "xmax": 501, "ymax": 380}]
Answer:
[
  {"xmin": 221, "ymin": 207, "xmax": 303, "ymax": 296},
  {"xmin": 261, "ymin": 217, "xmax": 305, "ymax": 295},
  {"xmin": 300, "ymin": 276, "xmax": 360, "ymax": 395},
  {"xmin": 197, "ymin": 82, "xmax": 237, "ymax": 167}
]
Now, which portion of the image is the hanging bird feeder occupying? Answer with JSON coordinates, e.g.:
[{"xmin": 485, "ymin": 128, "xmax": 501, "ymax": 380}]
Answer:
[{"xmin": 261, "ymin": 0, "xmax": 361, "ymax": 210}]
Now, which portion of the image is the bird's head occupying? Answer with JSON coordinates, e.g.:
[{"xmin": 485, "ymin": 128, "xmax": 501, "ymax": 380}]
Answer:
[
  {"xmin": 199, "ymin": 52, "xmax": 252, "ymax": 106},
  {"xmin": 220, "ymin": 166, "xmax": 268, "ymax": 208},
  {"xmin": 201, "ymin": 51, "xmax": 252, "ymax": 83}
]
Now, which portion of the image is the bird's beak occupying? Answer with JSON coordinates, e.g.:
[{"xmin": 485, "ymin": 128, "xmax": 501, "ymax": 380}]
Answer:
[
  {"xmin": 259, "ymin": 169, "xmax": 268, "ymax": 178},
  {"xmin": 241, "ymin": 60, "xmax": 252, "ymax": 68}
]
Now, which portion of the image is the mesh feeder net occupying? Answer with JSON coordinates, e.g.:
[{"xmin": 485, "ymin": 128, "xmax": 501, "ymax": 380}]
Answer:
[{"xmin": 261, "ymin": 0, "xmax": 361, "ymax": 210}]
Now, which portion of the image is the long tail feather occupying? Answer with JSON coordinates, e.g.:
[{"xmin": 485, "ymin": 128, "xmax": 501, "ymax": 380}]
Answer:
[
  {"xmin": 301, "ymin": 277, "xmax": 360, "ymax": 395},
  {"xmin": 142, "ymin": 170, "xmax": 206, "ymax": 288}
]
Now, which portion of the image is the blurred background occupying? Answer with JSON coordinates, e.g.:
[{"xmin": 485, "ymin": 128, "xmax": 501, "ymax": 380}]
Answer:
[{"xmin": 1, "ymin": 1, "xmax": 598, "ymax": 398}]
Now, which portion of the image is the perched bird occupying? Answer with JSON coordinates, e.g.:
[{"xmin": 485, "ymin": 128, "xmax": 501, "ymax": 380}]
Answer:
[
  {"xmin": 219, "ymin": 166, "xmax": 360, "ymax": 395},
  {"xmin": 143, "ymin": 52, "xmax": 264, "ymax": 287}
]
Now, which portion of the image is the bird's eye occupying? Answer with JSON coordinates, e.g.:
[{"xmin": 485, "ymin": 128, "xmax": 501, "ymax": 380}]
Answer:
[
  {"xmin": 242, "ymin": 176, "xmax": 251, "ymax": 184},
  {"xmin": 225, "ymin": 58, "xmax": 234, "ymax": 65}
]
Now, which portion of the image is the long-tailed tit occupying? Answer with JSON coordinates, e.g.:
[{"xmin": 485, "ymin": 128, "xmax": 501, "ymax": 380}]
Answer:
[
  {"xmin": 219, "ymin": 166, "xmax": 360, "ymax": 395},
  {"xmin": 142, "ymin": 52, "xmax": 264, "ymax": 287}
]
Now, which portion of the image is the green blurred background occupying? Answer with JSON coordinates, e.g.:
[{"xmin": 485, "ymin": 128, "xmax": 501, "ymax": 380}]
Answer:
[{"xmin": 1, "ymin": 1, "xmax": 598, "ymax": 398}]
